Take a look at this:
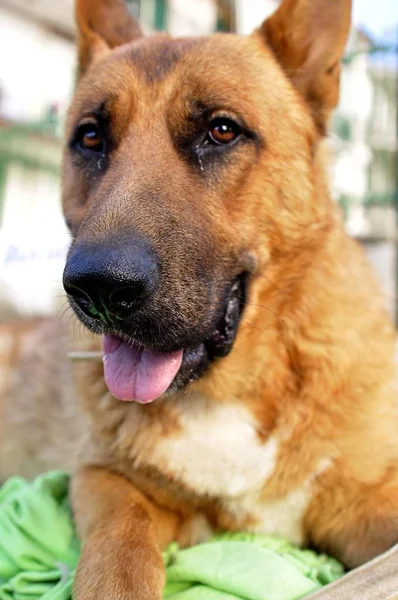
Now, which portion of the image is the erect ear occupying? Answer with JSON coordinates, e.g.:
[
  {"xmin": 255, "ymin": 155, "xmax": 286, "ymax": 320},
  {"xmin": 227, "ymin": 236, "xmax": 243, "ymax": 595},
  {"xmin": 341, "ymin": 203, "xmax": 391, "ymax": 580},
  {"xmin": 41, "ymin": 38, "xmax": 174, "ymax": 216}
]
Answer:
[
  {"xmin": 257, "ymin": 0, "xmax": 351, "ymax": 133},
  {"xmin": 76, "ymin": 0, "xmax": 143, "ymax": 75}
]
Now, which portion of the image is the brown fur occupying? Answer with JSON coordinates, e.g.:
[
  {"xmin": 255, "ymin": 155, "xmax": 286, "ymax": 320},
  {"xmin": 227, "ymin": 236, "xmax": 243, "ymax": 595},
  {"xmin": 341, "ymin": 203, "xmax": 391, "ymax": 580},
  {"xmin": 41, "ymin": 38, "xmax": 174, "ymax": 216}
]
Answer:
[{"xmin": 1, "ymin": 0, "xmax": 398, "ymax": 598}]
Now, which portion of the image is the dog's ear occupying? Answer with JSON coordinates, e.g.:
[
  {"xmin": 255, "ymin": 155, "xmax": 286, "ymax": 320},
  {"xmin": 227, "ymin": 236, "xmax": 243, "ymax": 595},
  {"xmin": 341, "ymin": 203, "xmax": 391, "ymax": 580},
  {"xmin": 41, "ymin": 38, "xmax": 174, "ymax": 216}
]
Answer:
[
  {"xmin": 257, "ymin": 0, "xmax": 351, "ymax": 132},
  {"xmin": 76, "ymin": 0, "xmax": 143, "ymax": 75}
]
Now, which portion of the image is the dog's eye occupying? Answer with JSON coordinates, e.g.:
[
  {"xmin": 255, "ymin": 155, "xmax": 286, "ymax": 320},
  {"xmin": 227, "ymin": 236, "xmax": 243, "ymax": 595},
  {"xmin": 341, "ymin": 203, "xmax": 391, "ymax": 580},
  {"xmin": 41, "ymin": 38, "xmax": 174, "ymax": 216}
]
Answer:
[
  {"xmin": 76, "ymin": 122, "xmax": 105, "ymax": 155},
  {"xmin": 207, "ymin": 118, "xmax": 242, "ymax": 146}
]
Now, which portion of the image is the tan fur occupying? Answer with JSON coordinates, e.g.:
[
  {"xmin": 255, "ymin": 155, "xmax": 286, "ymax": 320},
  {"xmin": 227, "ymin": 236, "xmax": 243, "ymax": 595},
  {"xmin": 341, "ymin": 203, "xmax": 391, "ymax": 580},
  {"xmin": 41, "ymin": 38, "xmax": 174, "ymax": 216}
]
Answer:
[{"xmin": 1, "ymin": 0, "xmax": 398, "ymax": 598}]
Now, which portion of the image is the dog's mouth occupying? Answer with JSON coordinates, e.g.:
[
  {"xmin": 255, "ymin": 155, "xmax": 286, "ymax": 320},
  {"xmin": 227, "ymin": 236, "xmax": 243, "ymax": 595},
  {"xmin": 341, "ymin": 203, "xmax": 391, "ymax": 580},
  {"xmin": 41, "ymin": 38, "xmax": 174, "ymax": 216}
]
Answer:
[{"xmin": 101, "ymin": 276, "xmax": 247, "ymax": 403}]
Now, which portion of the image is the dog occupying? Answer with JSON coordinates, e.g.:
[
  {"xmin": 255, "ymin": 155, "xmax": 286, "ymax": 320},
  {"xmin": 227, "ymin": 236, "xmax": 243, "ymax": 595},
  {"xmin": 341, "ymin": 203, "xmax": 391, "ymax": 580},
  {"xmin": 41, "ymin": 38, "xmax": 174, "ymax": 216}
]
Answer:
[{"xmin": 1, "ymin": 0, "xmax": 398, "ymax": 598}]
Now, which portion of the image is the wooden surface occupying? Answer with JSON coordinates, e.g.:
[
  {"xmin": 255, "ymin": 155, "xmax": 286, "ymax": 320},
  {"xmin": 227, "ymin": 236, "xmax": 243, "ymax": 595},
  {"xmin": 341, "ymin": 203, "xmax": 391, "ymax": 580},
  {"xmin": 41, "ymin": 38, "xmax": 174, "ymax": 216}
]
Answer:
[{"xmin": 310, "ymin": 545, "xmax": 398, "ymax": 599}]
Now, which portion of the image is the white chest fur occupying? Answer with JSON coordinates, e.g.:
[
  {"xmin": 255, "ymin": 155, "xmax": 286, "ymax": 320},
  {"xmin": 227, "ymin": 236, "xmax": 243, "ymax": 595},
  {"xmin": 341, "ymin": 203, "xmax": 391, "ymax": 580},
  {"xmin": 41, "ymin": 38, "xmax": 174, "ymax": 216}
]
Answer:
[{"xmin": 141, "ymin": 398, "xmax": 279, "ymax": 498}]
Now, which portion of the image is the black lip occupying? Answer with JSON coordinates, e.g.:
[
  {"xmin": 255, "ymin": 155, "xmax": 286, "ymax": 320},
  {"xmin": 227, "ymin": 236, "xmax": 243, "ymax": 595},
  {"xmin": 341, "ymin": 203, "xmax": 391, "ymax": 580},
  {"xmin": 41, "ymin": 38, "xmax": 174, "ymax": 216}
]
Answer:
[
  {"xmin": 205, "ymin": 278, "xmax": 246, "ymax": 359},
  {"xmin": 168, "ymin": 344, "xmax": 210, "ymax": 394},
  {"xmin": 167, "ymin": 274, "xmax": 248, "ymax": 393}
]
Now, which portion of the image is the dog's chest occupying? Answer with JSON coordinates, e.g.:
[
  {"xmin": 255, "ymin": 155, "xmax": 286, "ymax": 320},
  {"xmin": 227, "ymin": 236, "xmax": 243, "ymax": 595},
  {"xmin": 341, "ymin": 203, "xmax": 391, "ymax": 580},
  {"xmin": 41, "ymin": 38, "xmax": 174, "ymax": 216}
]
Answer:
[
  {"xmin": 142, "ymin": 400, "xmax": 279, "ymax": 497},
  {"xmin": 122, "ymin": 397, "xmax": 316, "ymax": 545}
]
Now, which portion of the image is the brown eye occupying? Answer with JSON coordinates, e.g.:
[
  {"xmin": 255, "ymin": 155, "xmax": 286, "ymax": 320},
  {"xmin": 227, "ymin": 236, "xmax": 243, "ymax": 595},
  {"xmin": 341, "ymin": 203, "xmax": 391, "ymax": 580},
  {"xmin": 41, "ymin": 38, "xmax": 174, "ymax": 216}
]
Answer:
[
  {"xmin": 76, "ymin": 122, "xmax": 105, "ymax": 154},
  {"xmin": 208, "ymin": 118, "xmax": 241, "ymax": 145}
]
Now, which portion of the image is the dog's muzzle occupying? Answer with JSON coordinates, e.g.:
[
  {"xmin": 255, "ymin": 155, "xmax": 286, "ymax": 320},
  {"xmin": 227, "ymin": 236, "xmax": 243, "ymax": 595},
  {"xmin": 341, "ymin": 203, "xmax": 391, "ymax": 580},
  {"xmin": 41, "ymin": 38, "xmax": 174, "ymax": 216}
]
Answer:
[{"xmin": 63, "ymin": 237, "xmax": 248, "ymax": 403}]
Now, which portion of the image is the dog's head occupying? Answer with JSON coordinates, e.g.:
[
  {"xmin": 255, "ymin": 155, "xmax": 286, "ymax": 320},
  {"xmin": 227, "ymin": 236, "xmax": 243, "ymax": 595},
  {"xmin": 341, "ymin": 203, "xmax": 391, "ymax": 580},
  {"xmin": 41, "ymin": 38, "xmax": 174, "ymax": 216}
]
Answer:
[{"xmin": 63, "ymin": 0, "xmax": 351, "ymax": 403}]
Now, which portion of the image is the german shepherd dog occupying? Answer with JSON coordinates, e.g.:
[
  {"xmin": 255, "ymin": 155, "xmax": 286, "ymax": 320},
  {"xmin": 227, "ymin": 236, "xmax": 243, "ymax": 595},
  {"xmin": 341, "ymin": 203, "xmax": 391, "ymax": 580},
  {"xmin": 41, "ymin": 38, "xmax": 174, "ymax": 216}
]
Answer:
[{"xmin": 1, "ymin": 0, "xmax": 398, "ymax": 598}]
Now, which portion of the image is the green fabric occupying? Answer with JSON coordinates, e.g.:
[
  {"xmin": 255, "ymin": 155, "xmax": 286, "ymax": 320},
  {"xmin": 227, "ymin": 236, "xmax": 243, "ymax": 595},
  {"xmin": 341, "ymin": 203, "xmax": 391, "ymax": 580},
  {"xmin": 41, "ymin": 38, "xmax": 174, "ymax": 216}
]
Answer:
[
  {"xmin": 0, "ymin": 472, "xmax": 344, "ymax": 600},
  {"xmin": 0, "ymin": 472, "xmax": 78, "ymax": 600}
]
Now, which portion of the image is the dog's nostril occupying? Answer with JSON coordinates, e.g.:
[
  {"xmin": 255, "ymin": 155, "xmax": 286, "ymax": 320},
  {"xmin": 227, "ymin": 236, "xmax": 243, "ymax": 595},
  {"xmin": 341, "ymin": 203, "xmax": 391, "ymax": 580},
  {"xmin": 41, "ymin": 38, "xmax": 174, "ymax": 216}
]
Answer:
[
  {"xmin": 65, "ymin": 285, "xmax": 101, "ymax": 320},
  {"xmin": 109, "ymin": 284, "xmax": 147, "ymax": 315}
]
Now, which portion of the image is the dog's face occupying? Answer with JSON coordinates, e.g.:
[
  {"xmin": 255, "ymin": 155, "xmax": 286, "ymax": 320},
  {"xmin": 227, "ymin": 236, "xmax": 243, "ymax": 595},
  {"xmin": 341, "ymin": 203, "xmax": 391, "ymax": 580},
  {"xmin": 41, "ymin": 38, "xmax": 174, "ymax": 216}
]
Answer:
[{"xmin": 63, "ymin": 0, "xmax": 351, "ymax": 403}]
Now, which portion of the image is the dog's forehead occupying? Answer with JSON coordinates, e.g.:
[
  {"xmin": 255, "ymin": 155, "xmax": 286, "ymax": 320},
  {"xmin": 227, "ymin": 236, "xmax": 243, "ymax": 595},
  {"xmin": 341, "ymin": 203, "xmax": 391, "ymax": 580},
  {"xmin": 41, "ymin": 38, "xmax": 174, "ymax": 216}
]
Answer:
[
  {"xmin": 115, "ymin": 33, "xmax": 270, "ymax": 86},
  {"xmin": 126, "ymin": 35, "xmax": 202, "ymax": 83}
]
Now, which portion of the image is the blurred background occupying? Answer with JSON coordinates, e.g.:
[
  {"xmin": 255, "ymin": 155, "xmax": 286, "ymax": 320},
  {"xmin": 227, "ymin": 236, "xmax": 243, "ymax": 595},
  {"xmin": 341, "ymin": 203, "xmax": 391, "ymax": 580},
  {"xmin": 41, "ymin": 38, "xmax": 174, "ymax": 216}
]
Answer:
[{"xmin": 0, "ymin": 0, "xmax": 397, "ymax": 322}]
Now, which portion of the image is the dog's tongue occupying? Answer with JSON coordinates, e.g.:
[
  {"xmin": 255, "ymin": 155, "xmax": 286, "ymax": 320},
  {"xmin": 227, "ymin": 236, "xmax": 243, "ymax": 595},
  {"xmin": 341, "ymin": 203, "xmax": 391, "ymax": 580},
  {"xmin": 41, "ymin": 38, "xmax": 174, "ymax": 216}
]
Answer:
[{"xmin": 102, "ymin": 335, "xmax": 183, "ymax": 403}]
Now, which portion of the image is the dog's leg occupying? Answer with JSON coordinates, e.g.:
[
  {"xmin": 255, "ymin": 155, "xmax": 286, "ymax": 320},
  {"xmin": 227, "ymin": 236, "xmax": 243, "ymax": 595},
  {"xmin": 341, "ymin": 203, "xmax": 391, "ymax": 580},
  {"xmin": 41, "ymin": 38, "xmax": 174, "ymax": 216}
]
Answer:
[
  {"xmin": 306, "ymin": 466, "xmax": 398, "ymax": 569},
  {"xmin": 71, "ymin": 466, "xmax": 180, "ymax": 600}
]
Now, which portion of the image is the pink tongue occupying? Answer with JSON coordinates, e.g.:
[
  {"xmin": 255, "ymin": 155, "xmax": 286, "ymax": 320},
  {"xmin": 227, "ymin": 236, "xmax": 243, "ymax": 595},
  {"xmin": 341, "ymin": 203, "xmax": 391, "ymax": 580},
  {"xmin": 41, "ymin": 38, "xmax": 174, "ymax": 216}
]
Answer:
[{"xmin": 102, "ymin": 335, "xmax": 183, "ymax": 404}]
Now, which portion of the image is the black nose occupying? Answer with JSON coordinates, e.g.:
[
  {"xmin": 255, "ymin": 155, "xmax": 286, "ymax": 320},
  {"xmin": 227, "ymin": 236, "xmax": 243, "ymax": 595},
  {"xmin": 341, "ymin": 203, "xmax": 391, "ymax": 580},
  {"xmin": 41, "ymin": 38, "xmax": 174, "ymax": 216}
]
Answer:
[{"xmin": 63, "ymin": 237, "xmax": 160, "ymax": 323}]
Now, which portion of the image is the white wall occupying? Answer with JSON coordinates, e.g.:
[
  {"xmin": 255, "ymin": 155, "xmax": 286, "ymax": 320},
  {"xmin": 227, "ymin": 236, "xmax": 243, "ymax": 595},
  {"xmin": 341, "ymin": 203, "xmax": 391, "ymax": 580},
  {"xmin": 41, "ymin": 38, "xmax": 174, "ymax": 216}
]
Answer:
[
  {"xmin": 364, "ymin": 241, "xmax": 396, "ymax": 319},
  {"xmin": 0, "ymin": 162, "xmax": 70, "ymax": 316},
  {"xmin": 0, "ymin": 0, "xmax": 74, "ymax": 35},
  {"xmin": 235, "ymin": 0, "xmax": 278, "ymax": 35},
  {"xmin": 0, "ymin": 7, "xmax": 74, "ymax": 316},
  {"xmin": 0, "ymin": 7, "xmax": 75, "ymax": 123},
  {"xmin": 168, "ymin": 0, "xmax": 217, "ymax": 36}
]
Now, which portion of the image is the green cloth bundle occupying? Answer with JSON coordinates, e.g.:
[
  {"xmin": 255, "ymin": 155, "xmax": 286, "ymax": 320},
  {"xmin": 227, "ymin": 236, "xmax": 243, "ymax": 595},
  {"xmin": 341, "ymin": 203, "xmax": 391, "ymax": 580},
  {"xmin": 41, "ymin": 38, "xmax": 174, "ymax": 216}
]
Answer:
[{"xmin": 0, "ymin": 472, "xmax": 344, "ymax": 600}]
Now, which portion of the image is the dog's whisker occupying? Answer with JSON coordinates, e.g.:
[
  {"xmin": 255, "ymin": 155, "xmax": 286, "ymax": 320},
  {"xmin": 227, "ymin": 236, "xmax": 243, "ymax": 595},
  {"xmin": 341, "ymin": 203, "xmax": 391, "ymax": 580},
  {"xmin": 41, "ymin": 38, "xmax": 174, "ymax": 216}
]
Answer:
[
  {"xmin": 239, "ymin": 320, "xmax": 264, "ymax": 334},
  {"xmin": 68, "ymin": 351, "xmax": 103, "ymax": 362}
]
